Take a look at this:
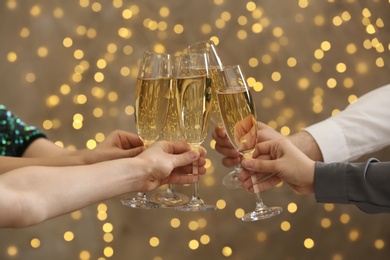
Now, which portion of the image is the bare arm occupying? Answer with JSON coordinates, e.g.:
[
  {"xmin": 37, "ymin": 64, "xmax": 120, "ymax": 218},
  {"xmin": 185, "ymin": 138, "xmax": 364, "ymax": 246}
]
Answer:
[
  {"xmin": 0, "ymin": 130, "xmax": 145, "ymax": 174},
  {"xmin": 0, "ymin": 141, "xmax": 206, "ymax": 228}
]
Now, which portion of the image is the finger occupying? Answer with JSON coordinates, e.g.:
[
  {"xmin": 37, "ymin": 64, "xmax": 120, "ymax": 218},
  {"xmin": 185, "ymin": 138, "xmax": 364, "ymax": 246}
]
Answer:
[
  {"xmin": 252, "ymin": 141, "xmax": 272, "ymax": 157},
  {"xmin": 113, "ymin": 130, "xmax": 144, "ymax": 148},
  {"xmin": 239, "ymin": 169, "xmax": 270, "ymax": 184},
  {"xmin": 197, "ymin": 156, "xmax": 206, "ymax": 168},
  {"xmin": 212, "ymin": 125, "xmax": 226, "ymax": 139},
  {"xmin": 237, "ymin": 167, "xmax": 251, "ymax": 182},
  {"xmin": 197, "ymin": 146, "xmax": 207, "ymax": 158},
  {"xmin": 127, "ymin": 146, "xmax": 146, "ymax": 157},
  {"xmin": 170, "ymin": 149, "xmax": 201, "ymax": 169},
  {"xmin": 163, "ymin": 141, "xmax": 192, "ymax": 154},
  {"xmin": 242, "ymin": 175, "xmax": 281, "ymax": 192},
  {"xmin": 172, "ymin": 163, "xmax": 206, "ymax": 176},
  {"xmin": 171, "ymin": 158, "xmax": 206, "ymax": 173},
  {"xmin": 168, "ymin": 141, "xmax": 207, "ymax": 157},
  {"xmin": 241, "ymin": 174, "xmax": 254, "ymax": 190},
  {"xmin": 163, "ymin": 174, "xmax": 200, "ymax": 185},
  {"xmin": 215, "ymin": 144, "xmax": 239, "ymax": 158},
  {"xmin": 256, "ymin": 177, "xmax": 282, "ymax": 191},
  {"xmin": 242, "ymin": 158, "xmax": 277, "ymax": 174},
  {"xmin": 221, "ymin": 156, "xmax": 241, "ymax": 168},
  {"xmin": 214, "ymin": 134, "xmax": 236, "ymax": 148},
  {"xmin": 212, "ymin": 128, "xmax": 234, "ymax": 149},
  {"xmin": 257, "ymin": 121, "xmax": 267, "ymax": 129}
]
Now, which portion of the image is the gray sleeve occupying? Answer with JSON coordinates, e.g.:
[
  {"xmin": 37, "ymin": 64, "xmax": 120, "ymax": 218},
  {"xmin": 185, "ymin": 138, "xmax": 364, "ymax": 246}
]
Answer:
[{"xmin": 314, "ymin": 158, "xmax": 390, "ymax": 214}]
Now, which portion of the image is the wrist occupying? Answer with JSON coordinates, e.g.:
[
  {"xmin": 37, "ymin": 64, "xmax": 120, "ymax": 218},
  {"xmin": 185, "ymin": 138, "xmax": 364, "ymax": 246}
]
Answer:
[{"xmin": 288, "ymin": 130, "xmax": 324, "ymax": 162}]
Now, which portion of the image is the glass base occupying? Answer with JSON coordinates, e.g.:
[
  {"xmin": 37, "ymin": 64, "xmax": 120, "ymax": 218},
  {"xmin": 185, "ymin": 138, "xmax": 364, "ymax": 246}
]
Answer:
[
  {"xmin": 242, "ymin": 206, "xmax": 283, "ymax": 221},
  {"xmin": 222, "ymin": 170, "xmax": 242, "ymax": 189},
  {"xmin": 175, "ymin": 199, "xmax": 217, "ymax": 212},
  {"xmin": 150, "ymin": 191, "xmax": 189, "ymax": 208},
  {"xmin": 120, "ymin": 197, "xmax": 159, "ymax": 209}
]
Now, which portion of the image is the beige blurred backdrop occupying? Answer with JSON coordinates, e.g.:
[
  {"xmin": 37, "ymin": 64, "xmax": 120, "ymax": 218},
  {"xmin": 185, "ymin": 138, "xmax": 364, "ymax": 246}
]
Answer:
[{"xmin": 1, "ymin": 0, "xmax": 389, "ymax": 259}]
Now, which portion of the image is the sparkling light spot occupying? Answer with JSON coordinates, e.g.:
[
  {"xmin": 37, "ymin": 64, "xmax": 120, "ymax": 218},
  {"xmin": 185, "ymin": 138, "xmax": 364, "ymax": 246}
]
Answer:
[
  {"xmin": 222, "ymin": 246, "xmax": 233, "ymax": 257},
  {"xmin": 104, "ymin": 247, "xmax": 114, "ymax": 257},
  {"xmin": 79, "ymin": 250, "xmax": 90, "ymax": 260},
  {"xmin": 30, "ymin": 238, "xmax": 41, "ymax": 248},
  {"xmin": 189, "ymin": 240, "xmax": 199, "ymax": 250},
  {"xmin": 102, "ymin": 223, "xmax": 114, "ymax": 233},
  {"xmin": 7, "ymin": 246, "xmax": 18, "ymax": 257},
  {"xmin": 200, "ymin": 235, "xmax": 210, "ymax": 245},
  {"xmin": 304, "ymin": 238, "xmax": 315, "ymax": 249},
  {"xmin": 149, "ymin": 237, "xmax": 160, "ymax": 247},
  {"xmin": 349, "ymin": 229, "xmax": 360, "ymax": 242},
  {"xmin": 170, "ymin": 218, "xmax": 181, "ymax": 228},
  {"xmin": 280, "ymin": 221, "xmax": 291, "ymax": 231},
  {"xmin": 256, "ymin": 232, "xmax": 267, "ymax": 242},
  {"xmin": 64, "ymin": 231, "xmax": 74, "ymax": 242},
  {"xmin": 374, "ymin": 239, "xmax": 385, "ymax": 249}
]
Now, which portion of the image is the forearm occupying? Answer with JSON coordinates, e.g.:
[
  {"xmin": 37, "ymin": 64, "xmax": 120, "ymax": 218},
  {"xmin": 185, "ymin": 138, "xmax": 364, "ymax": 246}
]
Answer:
[
  {"xmin": 20, "ymin": 137, "xmax": 144, "ymax": 167},
  {"xmin": 0, "ymin": 154, "xmax": 87, "ymax": 175},
  {"xmin": 2, "ymin": 137, "xmax": 126, "ymax": 174},
  {"xmin": 0, "ymin": 158, "xmax": 146, "ymax": 228}
]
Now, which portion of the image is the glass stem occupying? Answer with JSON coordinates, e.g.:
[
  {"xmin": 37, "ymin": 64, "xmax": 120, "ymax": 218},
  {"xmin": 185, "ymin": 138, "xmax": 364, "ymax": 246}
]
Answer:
[
  {"xmin": 191, "ymin": 160, "xmax": 201, "ymax": 201},
  {"xmin": 250, "ymin": 173, "xmax": 266, "ymax": 211},
  {"xmin": 136, "ymin": 143, "xmax": 152, "ymax": 201},
  {"xmin": 232, "ymin": 164, "xmax": 242, "ymax": 178},
  {"xmin": 165, "ymin": 185, "xmax": 175, "ymax": 198}
]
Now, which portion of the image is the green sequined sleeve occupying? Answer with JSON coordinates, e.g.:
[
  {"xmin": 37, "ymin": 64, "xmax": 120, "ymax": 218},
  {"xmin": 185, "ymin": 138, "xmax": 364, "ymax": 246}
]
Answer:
[{"xmin": 0, "ymin": 105, "xmax": 46, "ymax": 157}]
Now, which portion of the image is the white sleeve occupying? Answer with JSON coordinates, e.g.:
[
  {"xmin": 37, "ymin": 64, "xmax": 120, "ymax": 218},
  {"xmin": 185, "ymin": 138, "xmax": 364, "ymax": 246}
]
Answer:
[{"xmin": 304, "ymin": 83, "xmax": 390, "ymax": 163}]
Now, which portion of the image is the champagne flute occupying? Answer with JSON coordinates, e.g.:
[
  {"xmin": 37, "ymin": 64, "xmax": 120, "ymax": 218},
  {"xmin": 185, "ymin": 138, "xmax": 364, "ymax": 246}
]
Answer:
[
  {"xmin": 121, "ymin": 51, "xmax": 171, "ymax": 209},
  {"xmin": 188, "ymin": 40, "xmax": 242, "ymax": 189},
  {"xmin": 174, "ymin": 53, "xmax": 216, "ymax": 211},
  {"xmin": 187, "ymin": 40, "xmax": 224, "ymax": 126},
  {"xmin": 149, "ymin": 81, "xmax": 189, "ymax": 207},
  {"xmin": 217, "ymin": 65, "xmax": 283, "ymax": 221}
]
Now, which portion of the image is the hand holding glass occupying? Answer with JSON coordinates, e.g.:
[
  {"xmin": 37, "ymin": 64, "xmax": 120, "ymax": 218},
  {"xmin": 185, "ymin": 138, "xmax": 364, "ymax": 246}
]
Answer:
[
  {"xmin": 149, "ymin": 83, "xmax": 189, "ymax": 207},
  {"xmin": 174, "ymin": 53, "xmax": 216, "ymax": 211},
  {"xmin": 121, "ymin": 51, "xmax": 171, "ymax": 209},
  {"xmin": 217, "ymin": 65, "xmax": 283, "ymax": 220},
  {"xmin": 188, "ymin": 40, "xmax": 243, "ymax": 189}
]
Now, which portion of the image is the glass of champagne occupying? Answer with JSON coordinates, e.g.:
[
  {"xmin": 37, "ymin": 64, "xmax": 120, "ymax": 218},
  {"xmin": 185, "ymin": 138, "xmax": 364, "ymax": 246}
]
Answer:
[
  {"xmin": 174, "ymin": 53, "xmax": 216, "ymax": 212},
  {"xmin": 149, "ymin": 81, "xmax": 189, "ymax": 207},
  {"xmin": 188, "ymin": 40, "xmax": 242, "ymax": 189},
  {"xmin": 121, "ymin": 51, "xmax": 172, "ymax": 209},
  {"xmin": 217, "ymin": 65, "xmax": 283, "ymax": 221}
]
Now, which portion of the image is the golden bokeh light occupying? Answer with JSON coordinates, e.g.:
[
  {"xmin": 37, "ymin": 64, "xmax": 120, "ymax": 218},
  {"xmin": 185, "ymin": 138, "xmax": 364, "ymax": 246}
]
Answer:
[
  {"xmin": 64, "ymin": 231, "xmax": 74, "ymax": 242},
  {"xmin": 189, "ymin": 240, "xmax": 200, "ymax": 250}
]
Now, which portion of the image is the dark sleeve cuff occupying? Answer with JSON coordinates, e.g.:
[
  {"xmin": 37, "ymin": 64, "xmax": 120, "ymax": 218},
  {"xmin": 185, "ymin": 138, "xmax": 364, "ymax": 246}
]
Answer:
[
  {"xmin": 314, "ymin": 159, "xmax": 390, "ymax": 214},
  {"xmin": 314, "ymin": 161, "xmax": 349, "ymax": 204}
]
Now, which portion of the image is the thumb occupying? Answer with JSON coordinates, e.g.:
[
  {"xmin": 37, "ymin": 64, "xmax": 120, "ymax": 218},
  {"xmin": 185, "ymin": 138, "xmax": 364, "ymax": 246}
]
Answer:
[
  {"xmin": 242, "ymin": 157, "xmax": 276, "ymax": 173},
  {"xmin": 171, "ymin": 149, "xmax": 200, "ymax": 168},
  {"xmin": 127, "ymin": 146, "xmax": 146, "ymax": 157}
]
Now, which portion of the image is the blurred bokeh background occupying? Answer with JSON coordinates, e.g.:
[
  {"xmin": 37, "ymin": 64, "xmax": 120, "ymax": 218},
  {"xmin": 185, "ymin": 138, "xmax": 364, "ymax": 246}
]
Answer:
[{"xmin": 1, "ymin": 0, "xmax": 389, "ymax": 259}]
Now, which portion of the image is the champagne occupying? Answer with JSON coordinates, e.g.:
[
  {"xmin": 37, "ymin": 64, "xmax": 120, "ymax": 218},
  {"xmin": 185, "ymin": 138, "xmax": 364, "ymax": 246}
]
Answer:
[
  {"xmin": 175, "ymin": 75, "xmax": 212, "ymax": 146},
  {"xmin": 217, "ymin": 87, "xmax": 257, "ymax": 153},
  {"xmin": 161, "ymin": 81, "xmax": 184, "ymax": 142},
  {"xmin": 209, "ymin": 67, "xmax": 224, "ymax": 126},
  {"xmin": 135, "ymin": 77, "xmax": 171, "ymax": 145}
]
